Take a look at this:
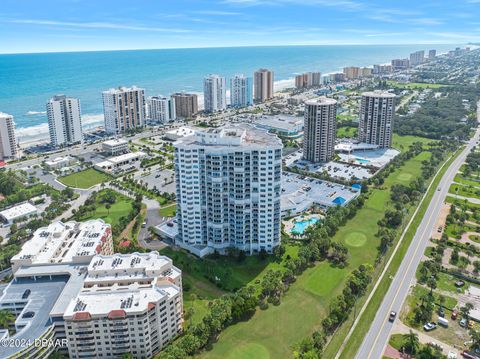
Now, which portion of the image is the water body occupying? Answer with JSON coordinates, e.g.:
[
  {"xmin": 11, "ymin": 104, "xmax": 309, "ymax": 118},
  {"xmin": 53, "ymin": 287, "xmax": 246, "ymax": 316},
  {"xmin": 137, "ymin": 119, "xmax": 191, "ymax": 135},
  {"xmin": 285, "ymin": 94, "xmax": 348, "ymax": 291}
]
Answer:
[{"xmin": 0, "ymin": 44, "xmax": 459, "ymax": 144}]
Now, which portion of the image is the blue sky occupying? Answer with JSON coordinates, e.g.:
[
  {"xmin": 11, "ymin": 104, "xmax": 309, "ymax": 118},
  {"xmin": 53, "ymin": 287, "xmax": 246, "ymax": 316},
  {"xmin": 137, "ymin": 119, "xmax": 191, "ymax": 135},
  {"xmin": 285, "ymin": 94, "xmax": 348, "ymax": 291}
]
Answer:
[{"xmin": 1, "ymin": 0, "xmax": 479, "ymax": 53}]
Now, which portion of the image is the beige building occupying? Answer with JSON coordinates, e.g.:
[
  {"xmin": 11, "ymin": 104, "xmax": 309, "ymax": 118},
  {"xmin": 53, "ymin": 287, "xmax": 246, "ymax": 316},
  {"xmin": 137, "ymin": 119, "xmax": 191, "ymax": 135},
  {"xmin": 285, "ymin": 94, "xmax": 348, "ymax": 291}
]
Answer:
[
  {"xmin": 0, "ymin": 113, "xmax": 17, "ymax": 161},
  {"xmin": 102, "ymin": 86, "xmax": 146, "ymax": 134},
  {"xmin": 295, "ymin": 72, "xmax": 321, "ymax": 89},
  {"xmin": 254, "ymin": 68, "xmax": 274, "ymax": 102},
  {"xmin": 358, "ymin": 91, "xmax": 395, "ymax": 148},
  {"xmin": 343, "ymin": 66, "xmax": 360, "ymax": 79},
  {"xmin": 303, "ymin": 97, "xmax": 337, "ymax": 163},
  {"xmin": 171, "ymin": 92, "xmax": 198, "ymax": 119}
]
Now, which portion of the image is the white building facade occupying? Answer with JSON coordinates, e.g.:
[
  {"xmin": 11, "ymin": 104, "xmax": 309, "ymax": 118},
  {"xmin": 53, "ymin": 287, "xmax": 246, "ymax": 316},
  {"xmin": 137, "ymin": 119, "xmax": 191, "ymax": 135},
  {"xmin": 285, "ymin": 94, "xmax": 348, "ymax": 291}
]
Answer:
[
  {"xmin": 47, "ymin": 95, "xmax": 83, "ymax": 147},
  {"xmin": 303, "ymin": 97, "xmax": 337, "ymax": 163},
  {"xmin": 203, "ymin": 75, "xmax": 227, "ymax": 113},
  {"xmin": 358, "ymin": 91, "xmax": 395, "ymax": 148},
  {"xmin": 102, "ymin": 86, "xmax": 146, "ymax": 134},
  {"xmin": 0, "ymin": 113, "xmax": 17, "ymax": 160},
  {"xmin": 174, "ymin": 126, "xmax": 283, "ymax": 256},
  {"xmin": 148, "ymin": 96, "xmax": 176, "ymax": 123},
  {"xmin": 230, "ymin": 74, "xmax": 253, "ymax": 108}
]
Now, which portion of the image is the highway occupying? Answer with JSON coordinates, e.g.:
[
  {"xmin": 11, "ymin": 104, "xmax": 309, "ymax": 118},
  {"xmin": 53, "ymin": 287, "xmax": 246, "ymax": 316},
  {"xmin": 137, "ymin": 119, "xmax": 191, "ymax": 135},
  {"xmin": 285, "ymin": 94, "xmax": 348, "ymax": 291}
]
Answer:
[{"xmin": 355, "ymin": 127, "xmax": 480, "ymax": 359}]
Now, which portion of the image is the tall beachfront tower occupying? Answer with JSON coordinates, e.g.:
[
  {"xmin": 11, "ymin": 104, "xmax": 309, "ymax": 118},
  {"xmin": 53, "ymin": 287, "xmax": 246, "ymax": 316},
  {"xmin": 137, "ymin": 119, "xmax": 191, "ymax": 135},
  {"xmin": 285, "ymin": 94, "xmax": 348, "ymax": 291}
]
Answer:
[
  {"xmin": 358, "ymin": 91, "xmax": 395, "ymax": 148},
  {"xmin": 171, "ymin": 92, "xmax": 198, "ymax": 119},
  {"xmin": 303, "ymin": 97, "xmax": 337, "ymax": 163},
  {"xmin": 254, "ymin": 68, "xmax": 274, "ymax": 102},
  {"xmin": 148, "ymin": 96, "xmax": 176, "ymax": 123},
  {"xmin": 46, "ymin": 95, "xmax": 83, "ymax": 147},
  {"xmin": 174, "ymin": 126, "xmax": 283, "ymax": 256},
  {"xmin": 203, "ymin": 74, "xmax": 227, "ymax": 113},
  {"xmin": 230, "ymin": 74, "xmax": 253, "ymax": 108},
  {"xmin": 102, "ymin": 86, "xmax": 145, "ymax": 134},
  {"xmin": 0, "ymin": 113, "xmax": 17, "ymax": 161}
]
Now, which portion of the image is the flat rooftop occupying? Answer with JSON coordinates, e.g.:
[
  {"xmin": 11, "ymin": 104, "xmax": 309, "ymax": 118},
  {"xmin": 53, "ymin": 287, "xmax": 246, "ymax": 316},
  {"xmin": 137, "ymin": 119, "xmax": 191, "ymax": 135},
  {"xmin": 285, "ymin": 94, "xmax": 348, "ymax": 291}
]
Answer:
[
  {"xmin": 12, "ymin": 220, "xmax": 111, "ymax": 266},
  {"xmin": 175, "ymin": 125, "xmax": 282, "ymax": 148},
  {"xmin": 254, "ymin": 115, "xmax": 303, "ymax": 132},
  {"xmin": 108, "ymin": 151, "xmax": 146, "ymax": 164},
  {"xmin": 103, "ymin": 138, "xmax": 128, "ymax": 146},
  {"xmin": 0, "ymin": 202, "xmax": 37, "ymax": 222},
  {"xmin": 281, "ymin": 172, "xmax": 360, "ymax": 212}
]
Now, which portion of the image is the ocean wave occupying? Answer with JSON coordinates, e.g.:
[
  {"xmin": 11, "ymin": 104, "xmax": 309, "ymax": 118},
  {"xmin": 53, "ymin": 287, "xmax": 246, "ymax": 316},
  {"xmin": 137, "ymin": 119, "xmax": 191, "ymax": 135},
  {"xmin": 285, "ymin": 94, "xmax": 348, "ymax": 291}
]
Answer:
[{"xmin": 25, "ymin": 111, "xmax": 46, "ymax": 116}]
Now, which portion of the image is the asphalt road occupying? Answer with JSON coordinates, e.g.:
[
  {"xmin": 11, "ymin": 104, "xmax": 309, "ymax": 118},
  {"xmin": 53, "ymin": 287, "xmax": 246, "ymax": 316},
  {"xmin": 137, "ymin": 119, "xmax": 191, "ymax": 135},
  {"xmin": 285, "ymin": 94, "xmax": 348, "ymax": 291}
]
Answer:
[{"xmin": 355, "ymin": 127, "xmax": 480, "ymax": 359}]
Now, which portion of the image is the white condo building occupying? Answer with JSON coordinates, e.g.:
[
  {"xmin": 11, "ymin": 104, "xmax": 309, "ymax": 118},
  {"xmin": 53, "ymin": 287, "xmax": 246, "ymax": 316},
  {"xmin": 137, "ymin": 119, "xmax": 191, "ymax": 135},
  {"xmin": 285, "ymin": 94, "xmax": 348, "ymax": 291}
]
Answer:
[
  {"xmin": 64, "ymin": 252, "xmax": 182, "ymax": 359},
  {"xmin": 303, "ymin": 97, "xmax": 337, "ymax": 163},
  {"xmin": 0, "ymin": 218, "xmax": 182, "ymax": 359},
  {"xmin": 102, "ymin": 86, "xmax": 146, "ymax": 134},
  {"xmin": 230, "ymin": 74, "xmax": 253, "ymax": 108},
  {"xmin": 358, "ymin": 91, "xmax": 395, "ymax": 148},
  {"xmin": 0, "ymin": 112, "xmax": 17, "ymax": 161},
  {"xmin": 174, "ymin": 126, "xmax": 283, "ymax": 256},
  {"xmin": 203, "ymin": 75, "xmax": 227, "ymax": 113},
  {"xmin": 46, "ymin": 95, "xmax": 83, "ymax": 147},
  {"xmin": 148, "ymin": 96, "xmax": 176, "ymax": 123}
]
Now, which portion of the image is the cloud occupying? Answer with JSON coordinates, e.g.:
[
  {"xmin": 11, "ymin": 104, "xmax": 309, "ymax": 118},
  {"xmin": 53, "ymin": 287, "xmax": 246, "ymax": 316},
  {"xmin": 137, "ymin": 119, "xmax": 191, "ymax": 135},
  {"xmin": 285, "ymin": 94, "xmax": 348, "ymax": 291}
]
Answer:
[{"xmin": 8, "ymin": 19, "xmax": 191, "ymax": 33}]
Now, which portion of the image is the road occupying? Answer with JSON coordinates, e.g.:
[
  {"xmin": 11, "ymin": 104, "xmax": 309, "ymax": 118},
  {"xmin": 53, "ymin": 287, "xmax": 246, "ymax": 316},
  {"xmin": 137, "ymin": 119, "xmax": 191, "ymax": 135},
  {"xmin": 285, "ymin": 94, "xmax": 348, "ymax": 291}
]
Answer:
[{"xmin": 355, "ymin": 127, "xmax": 480, "ymax": 359}]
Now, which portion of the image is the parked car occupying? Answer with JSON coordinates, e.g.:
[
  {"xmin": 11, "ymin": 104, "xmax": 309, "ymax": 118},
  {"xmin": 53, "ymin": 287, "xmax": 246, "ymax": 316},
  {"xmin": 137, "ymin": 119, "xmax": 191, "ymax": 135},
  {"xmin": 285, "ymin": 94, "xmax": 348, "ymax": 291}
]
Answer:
[
  {"xmin": 468, "ymin": 320, "xmax": 475, "ymax": 329},
  {"xmin": 389, "ymin": 311, "xmax": 397, "ymax": 322},
  {"xmin": 460, "ymin": 318, "xmax": 467, "ymax": 327},
  {"xmin": 439, "ymin": 307, "xmax": 445, "ymax": 317},
  {"xmin": 455, "ymin": 281, "xmax": 465, "ymax": 287},
  {"xmin": 447, "ymin": 351, "xmax": 457, "ymax": 359},
  {"xmin": 424, "ymin": 322, "xmax": 437, "ymax": 331},
  {"xmin": 438, "ymin": 317, "xmax": 449, "ymax": 327},
  {"xmin": 452, "ymin": 310, "xmax": 459, "ymax": 320}
]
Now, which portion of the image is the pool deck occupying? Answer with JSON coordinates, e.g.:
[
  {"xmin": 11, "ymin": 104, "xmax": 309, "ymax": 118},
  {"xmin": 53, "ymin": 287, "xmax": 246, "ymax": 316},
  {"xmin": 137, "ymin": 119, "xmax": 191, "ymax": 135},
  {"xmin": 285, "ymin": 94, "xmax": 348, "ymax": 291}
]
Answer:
[{"xmin": 284, "ymin": 213, "xmax": 323, "ymax": 236}]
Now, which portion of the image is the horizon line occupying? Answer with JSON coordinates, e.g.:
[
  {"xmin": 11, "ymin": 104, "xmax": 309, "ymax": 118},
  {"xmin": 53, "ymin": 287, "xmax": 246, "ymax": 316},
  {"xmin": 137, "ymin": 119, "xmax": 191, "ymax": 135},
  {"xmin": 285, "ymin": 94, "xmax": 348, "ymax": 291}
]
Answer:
[{"xmin": 0, "ymin": 41, "xmax": 467, "ymax": 56}]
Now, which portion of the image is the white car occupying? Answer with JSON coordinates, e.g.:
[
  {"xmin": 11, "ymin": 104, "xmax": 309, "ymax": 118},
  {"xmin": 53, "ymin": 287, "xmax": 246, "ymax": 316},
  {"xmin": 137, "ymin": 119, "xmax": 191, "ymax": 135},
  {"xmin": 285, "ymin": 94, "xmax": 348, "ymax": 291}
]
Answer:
[
  {"xmin": 423, "ymin": 322, "xmax": 437, "ymax": 331},
  {"xmin": 448, "ymin": 351, "xmax": 457, "ymax": 359}
]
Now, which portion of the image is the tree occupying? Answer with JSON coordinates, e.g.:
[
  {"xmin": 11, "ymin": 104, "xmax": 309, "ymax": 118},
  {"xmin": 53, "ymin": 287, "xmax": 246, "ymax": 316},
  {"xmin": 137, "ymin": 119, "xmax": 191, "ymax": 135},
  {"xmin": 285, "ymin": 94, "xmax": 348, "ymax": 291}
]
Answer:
[
  {"xmin": 0, "ymin": 310, "xmax": 15, "ymax": 330},
  {"xmin": 402, "ymin": 330, "xmax": 420, "ymax": 354},
  {"xmin": 470, "ymin": 328, "xmax": 480, "ymax": 351},
  {"xmin": 461, "ymin": 302, "xmax": 475, "ymax": 319},
  {"xmin": 105, "ymin": 203, "xmax": 111, "ymax": 215}
]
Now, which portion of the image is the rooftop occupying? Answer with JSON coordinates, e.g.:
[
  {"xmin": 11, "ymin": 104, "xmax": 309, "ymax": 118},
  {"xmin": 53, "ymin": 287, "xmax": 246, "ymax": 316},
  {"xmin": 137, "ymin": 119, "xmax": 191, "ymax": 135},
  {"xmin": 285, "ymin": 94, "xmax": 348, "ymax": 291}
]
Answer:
[
  {"xmin": 305, "ymin": 97, "xmax": 337, "ymax": 106},
  {"xmin": 103, "ymin": 138, "xmax": 128, "ymax": 146},
  {"xmin": 0, "ymin": 202, "xmax": 37, "ymax": 222},
  {"xmin": 254, "ymin": 115, "xmax": 303, "ymax": 132},
  {"xmin": 12, "ymin": 220, "xmax": 111, "ymax": 267},
  {"xmin": 175, "ymin": 125, "xmax": 282, "ymax": 148},
  {"xmin": 362, "ymin": 90, "xmax": 396, "ymax": 98}
]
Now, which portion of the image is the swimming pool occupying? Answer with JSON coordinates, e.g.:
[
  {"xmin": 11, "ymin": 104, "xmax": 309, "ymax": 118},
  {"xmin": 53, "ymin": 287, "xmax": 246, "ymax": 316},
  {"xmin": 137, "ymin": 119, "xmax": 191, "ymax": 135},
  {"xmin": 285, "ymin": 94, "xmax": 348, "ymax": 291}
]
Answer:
[
  {"xmin": 355, "ymin": 157, "xmax": 370, "ymax": 164},
  {"xmin": 292, "ymin": 217, "xmax": 320, "ymax": 234}
]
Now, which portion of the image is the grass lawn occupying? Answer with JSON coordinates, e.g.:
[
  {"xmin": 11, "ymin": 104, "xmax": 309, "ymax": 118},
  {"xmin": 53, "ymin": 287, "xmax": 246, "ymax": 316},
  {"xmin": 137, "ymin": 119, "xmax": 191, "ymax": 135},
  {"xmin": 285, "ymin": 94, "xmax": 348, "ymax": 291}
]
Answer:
[
  {"xmin": 159, "ymin": 204, "xmax": 176, "ymax": 217},
  {"xmin": 200, "ymin": 147, "xmax": 434, "ymax": 359},
  {"xmin": 454, "ymin": 173, "xmax": 480, "ymax": 187},
  {"xmin": 58, "ymin": 168, "xmax": 111, "ymax": 189},
  {"xmin": 388, "ymin": 333, "xmax": 404, "ymax": 350},
  {"xmin": 449, "ymin": 182, "xmax": 480, "ymax": 199},
  {"xmin": 74, "ymin": 189, "xmax": 134, "ymax": 228},
  {"xmin": 392, "ymin": 134, "xmax": 436, "ymax": 152},
  {"xmin": 336, "ymin": 126, "xmax": 357, "ymax": 138}
]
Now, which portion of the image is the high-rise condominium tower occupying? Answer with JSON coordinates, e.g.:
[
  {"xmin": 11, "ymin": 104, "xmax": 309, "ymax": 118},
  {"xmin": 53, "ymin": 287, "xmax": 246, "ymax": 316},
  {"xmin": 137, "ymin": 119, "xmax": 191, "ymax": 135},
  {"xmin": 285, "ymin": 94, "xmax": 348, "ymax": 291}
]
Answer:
[
  {"xmin": 46, "ymin": 95, "xmax": 83, "ymax": 147},
  {"xmin": 171, "ymin": 93, "xmax": 198, "ymax": 119},
  {"xmin": 0, "ymin": 113, "xmax": 17, "ymax": 161},
  {"xmin": 102, "ymin": 86, "xmax": 145, "ymax": 134},
  {"xmin": 148, "ymin": 96, "xmax": 176, "ymax": 123},
  {"xmin": 409, "ymin": 50, "xmax": 425, "ymax": 66},
  {"xmin": 254, "ymin": 68, "xmax": 274, "ymax": 102},
  {"xmin": 295, "ymin": 72, "xmax": 321, "ymax": 89},
  {"xmin": 303, "ymin": 97, "xmax": 337, "ymax": 163},
  {"xmin": 174, "ymin": 126, "xmax": 283, "ymax": 256},
  {"xmin": 203, "ymin": 75, "xmax": 227, "ymax": 113},
  {"xmin": 358, "ymin": 91, "xmax": 395, "ymax": 148},
  {"xmin": 230, "ymin": 74, "xmax": 253, "ymax": 108}
]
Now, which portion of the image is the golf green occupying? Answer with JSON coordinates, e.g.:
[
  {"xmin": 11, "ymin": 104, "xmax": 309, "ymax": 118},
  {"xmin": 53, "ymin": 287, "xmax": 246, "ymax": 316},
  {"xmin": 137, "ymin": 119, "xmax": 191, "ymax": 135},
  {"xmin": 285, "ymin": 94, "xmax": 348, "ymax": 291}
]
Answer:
[
  {"xmin": 226, "ymin": 343, "xmax": 270, "ymax": 359},
  {"xmin": 397, "ymin": 173, "xmax": 413, "ymax": 181},
  {"xmin": 344, "ymin": 232, "xmax": 368, "ymax": 247}
]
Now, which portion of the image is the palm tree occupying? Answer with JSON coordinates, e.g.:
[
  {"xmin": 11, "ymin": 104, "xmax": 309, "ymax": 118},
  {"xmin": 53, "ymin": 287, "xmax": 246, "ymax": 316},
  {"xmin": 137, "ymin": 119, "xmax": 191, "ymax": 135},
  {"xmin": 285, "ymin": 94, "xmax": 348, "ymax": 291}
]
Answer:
[
  {"xmin": 0, "ymin": 310, "xmax": 15, "ymax": 330},
  {"xmin": 403, "ymin": 329, "xmax": 419, "ymax": 354}
]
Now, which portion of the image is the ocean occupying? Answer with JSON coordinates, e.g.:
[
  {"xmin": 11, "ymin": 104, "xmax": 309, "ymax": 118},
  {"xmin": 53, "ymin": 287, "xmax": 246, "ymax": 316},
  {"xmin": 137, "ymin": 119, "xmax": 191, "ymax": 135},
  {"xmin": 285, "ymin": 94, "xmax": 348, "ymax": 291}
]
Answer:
[{"xmin": 0, "ymin": 44, "xmax": 460, "ymax": 144}]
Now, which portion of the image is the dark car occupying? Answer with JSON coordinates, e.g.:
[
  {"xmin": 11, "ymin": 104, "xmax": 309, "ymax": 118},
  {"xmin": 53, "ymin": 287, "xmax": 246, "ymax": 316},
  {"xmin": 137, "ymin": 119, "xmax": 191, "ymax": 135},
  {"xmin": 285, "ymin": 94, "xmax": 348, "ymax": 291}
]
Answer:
[{"xmin": 389, "ymin": 311, "xmax": 397, "ymax": 322}]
